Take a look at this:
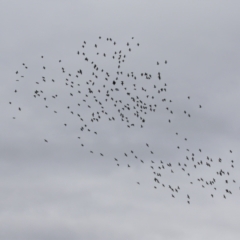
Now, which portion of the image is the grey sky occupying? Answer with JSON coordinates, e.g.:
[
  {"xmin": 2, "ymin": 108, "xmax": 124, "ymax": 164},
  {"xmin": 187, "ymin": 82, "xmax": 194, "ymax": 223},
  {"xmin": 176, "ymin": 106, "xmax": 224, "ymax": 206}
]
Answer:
[{"xmin": 1, "ymin": 1, "xmax": 240, "ymax": 239}]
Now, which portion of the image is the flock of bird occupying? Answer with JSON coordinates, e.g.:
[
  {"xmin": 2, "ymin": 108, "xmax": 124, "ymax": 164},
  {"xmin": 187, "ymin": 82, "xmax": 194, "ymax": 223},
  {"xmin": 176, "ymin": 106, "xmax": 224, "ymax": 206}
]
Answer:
[{"xmin": 10, "ymin": 37, "xmax": 238, "ymax": 204}]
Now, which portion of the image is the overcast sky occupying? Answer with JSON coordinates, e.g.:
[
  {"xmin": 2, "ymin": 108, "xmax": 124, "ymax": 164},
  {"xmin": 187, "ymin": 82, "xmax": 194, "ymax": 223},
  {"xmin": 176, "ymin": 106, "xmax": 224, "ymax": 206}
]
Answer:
[{"xmin": 1, "ymin": 1, "xmax": 240, "ymax": 240}]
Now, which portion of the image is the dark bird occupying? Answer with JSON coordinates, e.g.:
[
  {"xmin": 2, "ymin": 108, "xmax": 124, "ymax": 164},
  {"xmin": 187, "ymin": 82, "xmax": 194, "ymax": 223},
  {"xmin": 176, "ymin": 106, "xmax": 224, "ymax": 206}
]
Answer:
[{"xmin": 154, "ymin": 178, "xmax": 159, "ymax": 183}]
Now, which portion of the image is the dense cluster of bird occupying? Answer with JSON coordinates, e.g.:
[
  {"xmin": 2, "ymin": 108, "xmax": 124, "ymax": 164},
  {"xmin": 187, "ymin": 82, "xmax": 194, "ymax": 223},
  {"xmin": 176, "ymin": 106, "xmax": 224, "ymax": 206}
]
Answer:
[{"xmin": 9, "ymin": 37, "xmax": 238, "ymax": 204}]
